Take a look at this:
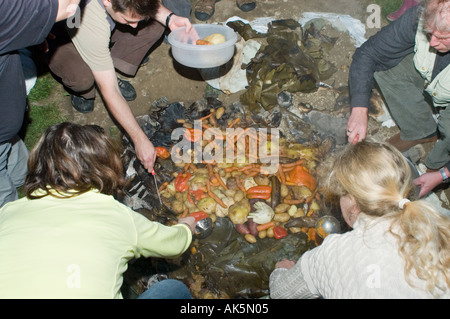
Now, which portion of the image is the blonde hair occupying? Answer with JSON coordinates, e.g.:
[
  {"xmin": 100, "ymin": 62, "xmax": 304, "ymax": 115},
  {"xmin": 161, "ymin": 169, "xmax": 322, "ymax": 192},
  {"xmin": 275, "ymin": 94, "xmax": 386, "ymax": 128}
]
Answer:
[{"xmin": 325, "ymin": 140, "xmax": 450, "ymax": 297}]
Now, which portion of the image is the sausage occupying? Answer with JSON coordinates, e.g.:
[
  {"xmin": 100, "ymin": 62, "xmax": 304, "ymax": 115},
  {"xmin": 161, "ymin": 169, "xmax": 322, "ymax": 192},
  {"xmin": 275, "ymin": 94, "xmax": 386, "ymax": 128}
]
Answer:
[
  {"xmin": 271, "ymin": 175, "xmax": 281, "ymax": 208},
  {"xmin": 285, "ymin": 216, "xmax": 317, "ymax": 228}
]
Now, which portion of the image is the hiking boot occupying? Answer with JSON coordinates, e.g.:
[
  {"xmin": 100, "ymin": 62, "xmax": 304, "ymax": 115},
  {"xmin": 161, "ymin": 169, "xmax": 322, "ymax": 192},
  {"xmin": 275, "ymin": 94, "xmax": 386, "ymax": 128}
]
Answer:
[
  {"xmin": 236, "ymin": 0, "xmax": 256, "ymax": 12},
  {"xmin": 194, "ymin": 0, "xmax": 220, "ymax": 21},
  {"xmin": 71, "ymin": 95, "xmax": 95, "ymax": 113},
  {"xmin": 118, "ymin": 77, "xmax": 136, "ymax": 101},
  {"xmin": 386, "ymin": 133, "xmax": 438, "ymax": 152}
]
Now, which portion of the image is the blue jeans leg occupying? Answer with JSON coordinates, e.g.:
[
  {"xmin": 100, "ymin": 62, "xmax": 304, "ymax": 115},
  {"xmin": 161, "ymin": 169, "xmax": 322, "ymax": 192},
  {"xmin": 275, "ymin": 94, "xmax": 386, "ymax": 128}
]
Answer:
[
  {"xmin": 0, "ymin": 136, "xmax": 28, "ymax": 208},
  {"xmin": 137, "ymin": 279, "xmax": 192, "ymax": 299}
]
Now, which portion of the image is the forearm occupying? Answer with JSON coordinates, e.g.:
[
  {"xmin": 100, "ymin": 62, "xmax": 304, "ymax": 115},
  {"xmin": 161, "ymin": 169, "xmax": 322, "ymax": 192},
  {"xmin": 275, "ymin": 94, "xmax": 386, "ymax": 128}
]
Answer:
[
  {"xmin": 93, "ymin": 69, "xmax": 155, "ymax": 171},
  {"xmin": 56, "ymin": 0, "xmax": 80, "ymax": 22},
  {"xmin": 94, "ymin": 71, "xmax": 144, "ymax": 143},
  {"xmin": 155, "ymin": 3, "xmax": 172, "ymax": 26},
  {"xmin": 269, "ymin": 260, "xmax": 317, "ymax": 299},
  {"xmin": 105, "ymin": 93, "xmax": 147, "ymax": 144},
  {"xmin": 349, "ymin": 6, "xmax": 419, "ymax": 108},
  {"xmin": 133, "ymin": 212, "xmax": 193, "ymax": 258}
]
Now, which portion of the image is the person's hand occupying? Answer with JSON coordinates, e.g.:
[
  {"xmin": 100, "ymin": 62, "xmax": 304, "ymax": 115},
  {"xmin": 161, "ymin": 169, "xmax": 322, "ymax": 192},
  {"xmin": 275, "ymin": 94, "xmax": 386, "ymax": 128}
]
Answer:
[
  {"xmin": 178, "ymin": 216, "xmax": 196, "ymax": 234},
  {"xmin": 346, "ymin": 107, "xmax": 368, "ymax": 144},
  {"xmin": 414, "ymin": 171, "xmax": 443, "ymax": 198},
  {"xmin": 38, "ymin": 33, "xmax": 56, "ymax": 53},
  {"xmin": 176, "ymin": 26, "xmax": 199, "ymax": 44},
  {"xmin": 134, "ymin": 138, "xmax": 157, "ymax": 173},
  {"xmin": 168, "ymin": 15, "xmax": 192, "ymax": 32},
  {"xmin": 275, "ymin": 259, "xmax": 296, "ymax": 270}
]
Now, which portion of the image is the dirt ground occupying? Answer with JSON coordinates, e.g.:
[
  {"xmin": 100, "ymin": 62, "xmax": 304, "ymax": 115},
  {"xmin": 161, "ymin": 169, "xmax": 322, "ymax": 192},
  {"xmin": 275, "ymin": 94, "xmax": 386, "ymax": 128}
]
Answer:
[
  {"xmin": 42, "ymin": 0, "xmax": 450, "ymax": 208},
  {"xmin": 53, "ymin": 0, "xmax": 380, "ymax": 129}
]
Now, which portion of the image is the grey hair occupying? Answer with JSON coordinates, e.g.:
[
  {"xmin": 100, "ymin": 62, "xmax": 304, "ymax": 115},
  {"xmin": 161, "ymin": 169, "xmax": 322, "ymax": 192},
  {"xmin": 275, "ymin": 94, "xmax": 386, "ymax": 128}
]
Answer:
[{"xmin": 422, "ymin": 0, "xmax": 450, "ymax": 33}]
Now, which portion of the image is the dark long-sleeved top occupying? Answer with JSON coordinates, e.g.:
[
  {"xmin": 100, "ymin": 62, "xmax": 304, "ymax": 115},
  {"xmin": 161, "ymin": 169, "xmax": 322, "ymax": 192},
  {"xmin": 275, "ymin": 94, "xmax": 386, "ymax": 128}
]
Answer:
[
  {"xmin": 349, "ymin": 6, "xmax": 450, "ymax": 108},
  {"xmin": 0, "ymin": 0, "xmax": 58, "ymax": 143}
]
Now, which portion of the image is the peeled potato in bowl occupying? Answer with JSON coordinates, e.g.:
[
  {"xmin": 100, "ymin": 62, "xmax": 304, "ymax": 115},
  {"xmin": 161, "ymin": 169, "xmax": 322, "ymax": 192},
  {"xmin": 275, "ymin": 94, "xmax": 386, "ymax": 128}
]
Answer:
[{"xmin": 196, "ymin": 33, "xmax": 226, "ymax": 45}]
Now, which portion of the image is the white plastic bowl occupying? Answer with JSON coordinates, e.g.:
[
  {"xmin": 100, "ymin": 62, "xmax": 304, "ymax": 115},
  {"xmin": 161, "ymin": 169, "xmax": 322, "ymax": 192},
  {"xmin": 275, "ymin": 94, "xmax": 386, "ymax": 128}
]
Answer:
[{"xmin": 168, "ymin": 24, "xmax": 238, "ymax": 69}]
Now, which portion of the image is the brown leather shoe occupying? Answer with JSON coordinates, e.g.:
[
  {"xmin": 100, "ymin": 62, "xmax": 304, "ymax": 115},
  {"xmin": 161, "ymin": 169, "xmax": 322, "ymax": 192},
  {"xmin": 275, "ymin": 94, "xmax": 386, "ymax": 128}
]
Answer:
[{"xmin": 387, "ymin": 133, "xmax": 437, "ymax": 152}]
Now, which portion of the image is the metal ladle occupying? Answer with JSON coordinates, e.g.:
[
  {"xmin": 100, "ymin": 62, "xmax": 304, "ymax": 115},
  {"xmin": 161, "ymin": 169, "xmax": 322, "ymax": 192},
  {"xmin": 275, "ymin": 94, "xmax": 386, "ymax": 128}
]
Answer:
[
  {"xmin": 194, "ymin": 217, "xmax": 214, "ymax": 239},
  {"xmin": 160, "ymin": 202, "xmax": 213, "ymax": 239},
  {"xmin": 315, "ymin": 215, "xmax": 341, "ymax": 238}
]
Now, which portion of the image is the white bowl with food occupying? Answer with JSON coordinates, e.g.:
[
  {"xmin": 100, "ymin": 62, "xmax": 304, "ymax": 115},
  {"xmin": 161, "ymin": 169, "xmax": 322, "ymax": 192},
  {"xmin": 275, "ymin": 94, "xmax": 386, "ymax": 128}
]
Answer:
[{"xmin": 168, "ymin": 24, "xmax": 238, "ymax": 69}]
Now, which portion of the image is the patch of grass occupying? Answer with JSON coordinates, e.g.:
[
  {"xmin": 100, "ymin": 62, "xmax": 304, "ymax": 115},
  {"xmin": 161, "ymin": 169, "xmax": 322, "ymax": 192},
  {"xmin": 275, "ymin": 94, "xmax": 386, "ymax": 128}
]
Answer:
[
  {"xmin": 22, "ymin": 72, "xmax": 67, "ymax": 150},
  {"xmin": 27, "ymin": 73, "xmax": 55, "ymax": 102},
  {"xmin": 23, "ymin": 102, "xmax": 67, "ymax": 150},
  {"xmin": 373, "ymin": 0, "xmax": 404, "ymax": 20}
]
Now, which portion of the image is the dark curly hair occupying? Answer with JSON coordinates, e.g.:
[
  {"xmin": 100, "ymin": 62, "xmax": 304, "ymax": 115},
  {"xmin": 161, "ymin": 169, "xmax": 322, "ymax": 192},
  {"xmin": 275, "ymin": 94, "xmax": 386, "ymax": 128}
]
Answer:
[
  {"xmin": 24, "ymin": 122, "xmax": 128, "ymax": 199},
  {"xmin": 111, "ymin": 0, "xmax": 160, "ymax": 20}
]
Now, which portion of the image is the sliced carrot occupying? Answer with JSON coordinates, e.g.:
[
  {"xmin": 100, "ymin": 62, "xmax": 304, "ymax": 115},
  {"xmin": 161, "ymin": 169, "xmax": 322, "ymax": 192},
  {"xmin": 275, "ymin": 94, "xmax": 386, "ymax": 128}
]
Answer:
[
  {"xmin": 281, "ymin": 159, "xmax": 304, "ymax": 168},
  {"xmin": 256, "ymin": 221, "xmax": 276, "ymax": 232},
  {"xmin": 206, "ymin": 180, "xmax": 227, "ymax": 208},
  {"xmin": 158, "ymin": 181, "xmax": 168, "ymax": 193},
  {"xmin": 278, "ymin": 163, "xmax": 286, "ymax": 184},
  {"xmin": 228, "ymin": 117, "xmax": 241, "ymax": 128},
  {"xmin": 215, "ymin": 173, "xmax": 228, "ymax": 190}
]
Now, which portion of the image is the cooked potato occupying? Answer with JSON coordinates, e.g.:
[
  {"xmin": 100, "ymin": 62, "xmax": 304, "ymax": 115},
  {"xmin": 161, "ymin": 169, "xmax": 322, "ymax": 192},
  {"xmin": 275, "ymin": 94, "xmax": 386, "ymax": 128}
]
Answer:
[
  {"xmin": 233, "ymin": 189, "xmax": 245, "ymax": 202},
  {"xmin": 280, "ymin": 184, "xmax": 289, "ymax": 198},
  {"xmin": 266, "ymin": 227, "xmax": 274, "ymax": 238},
  {"xmin": 215, "ymin": 196, "xmax": 234, "ymax": 218},
  {"xmin": 288, "ymin": 205, "xmax": 298, "ymax": 216},
  {"xmin": 258, "ymin": 230, "xmax": 267, "ymax": 239},
  {"xmin": 273, "ymin": 213, "xmax": 290, "ymax": 222},
  {"xmin": 197, "ymin": 197, "xmax": 217, "ymax": 214},
  {"xmin": 203, "ymin": 33, "xmax": 226, "ymax": 44},
  {"xmin": 244, "ymin": 234, "xmax": 257, "ymax": 244},
  {"xmin": 254, "ymin": 175, "xmax": 270, "ymax": 186},
  {"xmin": 172, "ymin": 200, "xmax": 185, "ymax": 214},
  {"xmin": 175, "ymin": 192, "xmax": 184, "ymax": 201},
  {"xmin": 275, "ymin": 203, "xmax": 291, "ymax": 214},
  {"xmin": 225, "ymin": 188, "xmax": 237, "ymax": 198},
  {"xmin": 228, "ymin": 198, "xmax": 251, "ymax": 224}
]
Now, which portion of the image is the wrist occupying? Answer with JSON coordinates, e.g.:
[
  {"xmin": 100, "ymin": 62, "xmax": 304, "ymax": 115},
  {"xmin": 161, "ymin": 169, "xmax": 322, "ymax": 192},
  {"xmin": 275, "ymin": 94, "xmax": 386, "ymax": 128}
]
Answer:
[
  {"xmin": 440, "ymin": 167, "xmax": 450, "ymax": 183},
  {"xmin": 165, "ymin": 12, "xmax": 175, "ymax": 28},
  {"xmin": 351, "ymin": 106, "xmax": 369, "ymax": 114}
]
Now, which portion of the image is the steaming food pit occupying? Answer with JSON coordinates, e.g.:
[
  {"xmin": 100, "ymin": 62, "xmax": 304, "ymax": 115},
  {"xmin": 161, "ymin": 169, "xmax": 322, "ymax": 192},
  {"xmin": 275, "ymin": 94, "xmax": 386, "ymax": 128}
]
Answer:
[
  {"xmin": 119, "ymin": 18, "xmax": 388, "ymax": 299},
  {"xmin": 120, "ymin": 96, "xmax": 343, "ymax": 298}
]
